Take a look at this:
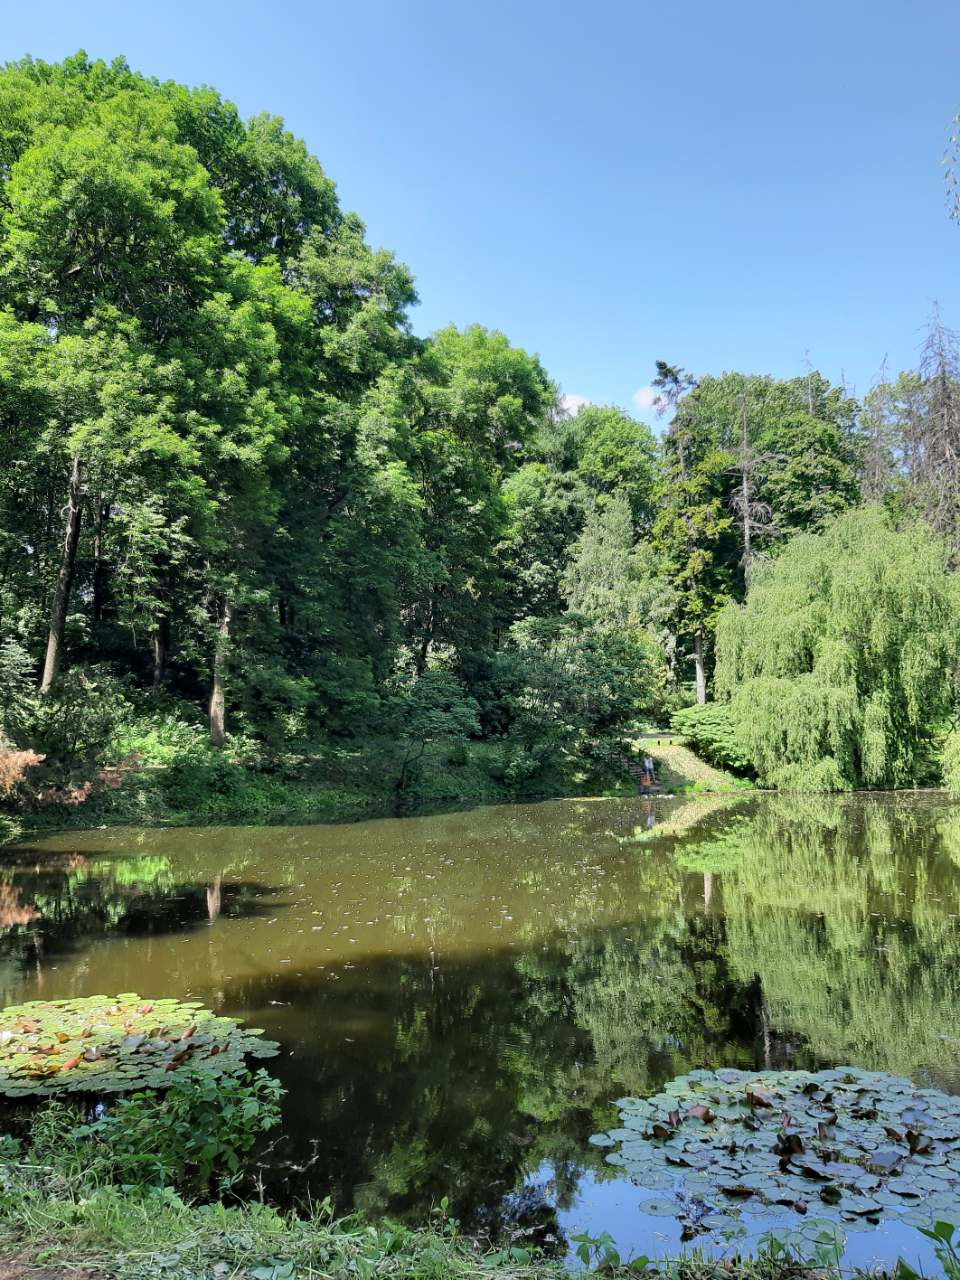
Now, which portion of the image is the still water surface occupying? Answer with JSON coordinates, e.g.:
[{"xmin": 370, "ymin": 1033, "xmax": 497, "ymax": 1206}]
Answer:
[{"xmin": 3, "ymin": 792, "xmax": 960, "ymax": 1268}]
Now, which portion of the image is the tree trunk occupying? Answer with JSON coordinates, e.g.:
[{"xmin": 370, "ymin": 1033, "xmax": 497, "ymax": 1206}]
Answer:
[
  {"xmin": 703, "ymin": 871, "xmax": 714, "ymax": 913},
  {"xmin": 206, "ymin": 873, "xmax": 222, "ymax": 922},
  {"xmin": 739, "ymin": 399, "xmax": 753, "ymax": 580},
  {"xmin": 40, "ymin": 457, "xmax": 84, "ymax": 694},
  {"xmin": 693, "ymin": 627, "xmax": 707, "ymax": 705},
  {"xmin": 208, "ymin": 599, "xmax": 232, "ymax": 748},
  {"xmin": 92, "ymin": 499, "xmax": 108, "ymax": 624},
  {"xmin": 152, "ymin": 614, "xmax": 170, "ymax": 688}
]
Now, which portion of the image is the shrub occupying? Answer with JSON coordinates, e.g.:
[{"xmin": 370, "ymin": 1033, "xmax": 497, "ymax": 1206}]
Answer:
[
  {"xmin": 32, "ymin": 1067, "xmax": 284, "ymax": 1195},
  {"xmin": 0, "ymin": 747, "xmax": 45, "ymax": 798},
  {"xmin": 670, "ymin": 703, "xmax": 754, "ymax": 776},
  {"xmin": 22, "ymin": 667, "xmax": 134, "ymax": 767}
]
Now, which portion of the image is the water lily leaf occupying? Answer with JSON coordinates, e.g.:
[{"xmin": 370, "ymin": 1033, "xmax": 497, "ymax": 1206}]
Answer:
[
  {"xmin": 687, "ymin": 1104, "xmax": 715, "ymax": 1122},
  {"xmin": 639, "ymin": 1197, "xmax": 679, "ymax": 1216},
  {"xmin": 0, "ymin": 994, "xmax": 279, "ymax": 1098},
  {"xmin": 594, "ymin": 1067, "xmax": 960, "ymax": 1238},
  {"xmin": 746, "ymin": 1089, "xmax": 775, "ymax": 1109},
  {"xmin": 868, "ymin": 1150, "xmax": 903, "ymax": 1173}
]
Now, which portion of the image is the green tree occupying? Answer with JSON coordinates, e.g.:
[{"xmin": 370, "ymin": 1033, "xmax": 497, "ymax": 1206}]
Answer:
[
  {"xmin": 402, "ymin": 326, "xmax": 555, "ymax": 674},
  {"xmin": 715, "ymin": 506, "xmax": 958, "ymax": 789},
  {"xmin": 561, "ymin": 494, "xmax": 674, "ymax": 645},
  {"xmin": 0, "ymin": 52, "xmax": 424, "ymax": 754},
  {"xmin": 497, "ymin": 615, "xmax": 663, "ymax": 785},
  {"xmin": 559, "ymin": 405, "xmax": 659, "ymax": 529},
  {"xmin": 651, "ymin": 363, "xmax": 860, "ymax": 703},
  {"xmin": 499, "ymin": 463, "xmax": 589, "ymax": 619}
]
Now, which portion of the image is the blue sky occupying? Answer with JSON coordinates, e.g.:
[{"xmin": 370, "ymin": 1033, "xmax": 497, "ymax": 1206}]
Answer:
[{"xmin": 5, "ymin": 0, "xmax": 960, "ymax": 418}]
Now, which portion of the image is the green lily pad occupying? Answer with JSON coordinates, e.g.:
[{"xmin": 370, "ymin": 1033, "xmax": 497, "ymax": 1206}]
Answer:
[
  {"xmin": 639, "ymin": 1197, "xmax": 679, "ymax": 1216},
  {"xmin": 589, "ymin": 1066, "xmax": 960, "ymax": 1240},
  {"xmin": 0, "ymin": 994, "xmax": 279, "ymax": 1098}
]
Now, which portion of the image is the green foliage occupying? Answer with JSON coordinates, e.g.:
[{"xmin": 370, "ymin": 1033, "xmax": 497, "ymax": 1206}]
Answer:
[
  {"xmin": 898, "ymin": 1222, "xmax": 960, "ymax": 1280},
  {"xmin": 0, "ymin": 49, "xmax": 951, "ymax": 813},
  {"xmin": 669, "ymin": 703, "xmax": 754, "ymax": 775},
  {"xmin": 496, "ymin": 615, "xmax": 664, "ymax": 786},
  {"xmin": 382, "ymin": 668, "xmax": 481, "ymax": 795},
  {"xmin": 562, "ymin": 494, "xmax": 675, "ymax": 643},
  {"xmin": 18, "ymin": 667, "xmax": 133, "ymax": 768},
  {"xmin": 942, "ymin": 728, "xmax": 960, "ymax": 796},
  {"xmin": 0, "ymin": 994, "xmax": 278, "ymax": 1098},
  {"xmin": 715, "ymin": 507, "xmax": 958, "ymax": 789},
  {"xmin": 41, "ymin": 1067, "xmax": 284, "ymax": 1194},
  {"xmin": 553, "ymin": 404, "xmax": 660, "ymax": 528}
]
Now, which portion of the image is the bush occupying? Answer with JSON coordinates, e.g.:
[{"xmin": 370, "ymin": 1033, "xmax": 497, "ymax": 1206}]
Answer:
[
  {"xmin": 670, "ymin": 702, "xmax": 754, "ymax": 776},
  {"xmin": 31, "ymin": 1067, "xmax": 284, "ymax": 1195},
  {"xmin": 22, "ymin": 667, "xmax": 134, "ymax": 768}
]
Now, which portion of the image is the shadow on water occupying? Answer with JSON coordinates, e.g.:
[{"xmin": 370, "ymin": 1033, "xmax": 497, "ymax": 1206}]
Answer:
[{"xmin": 224, "ymin": 918, "xmax": 786, "ymax": 1226}]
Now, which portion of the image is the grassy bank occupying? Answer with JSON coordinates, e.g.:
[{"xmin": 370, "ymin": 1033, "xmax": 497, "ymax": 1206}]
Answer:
[
  {"xmin": 0, "ymin": 1169, "xmax": 903, "ymax": 1280},
  {"xmin": 0, "ymin": 715, "xmax": 751, "ymax": 849},
  {"xmin": 2, "ymin": 735, "xmax": 728, "ymax": 846},
  {"xmin": 0, "ymin": 740, "xmax": 631, "ymax": 846},
  {"xmin": 639, "ymin": 735, "xmax": 750, "ymax": 794}
]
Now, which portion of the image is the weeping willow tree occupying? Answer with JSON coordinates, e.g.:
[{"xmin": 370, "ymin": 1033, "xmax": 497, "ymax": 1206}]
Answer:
[{"xmin": 714, "ymin": 506, "xmax": 958, "ymax": 789}]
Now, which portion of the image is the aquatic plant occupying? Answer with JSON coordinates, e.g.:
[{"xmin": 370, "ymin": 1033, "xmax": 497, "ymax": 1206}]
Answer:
[
  {"xmin": 591, "ymin": 1067, "xmax": 960, "ymax": 1240},
  {"xmin": 0, "ymin": 993, "xmax": 278, "ymax": 1097}
]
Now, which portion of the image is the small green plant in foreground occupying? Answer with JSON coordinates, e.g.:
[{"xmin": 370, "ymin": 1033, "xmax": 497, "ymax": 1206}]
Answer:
[
  {"xmin": 896, "ymin": 1220, "xmax": 960, "ymax": 1280},
  {"xmin": 29, "ymin": 1067, "xmax": 284, "ymax": 1194},
  {"xmin": 0, "ymin": 1167, "xmax": 916, "ymax": 1279}
]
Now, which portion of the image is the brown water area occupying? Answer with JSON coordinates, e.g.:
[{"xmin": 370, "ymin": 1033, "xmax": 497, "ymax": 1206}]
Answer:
[{"xmin": 3, "ymin": 792, "xmax": 960, "ymax": 1265}]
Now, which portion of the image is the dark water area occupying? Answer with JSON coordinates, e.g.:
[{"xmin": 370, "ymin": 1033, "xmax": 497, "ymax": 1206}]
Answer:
[{"xmin": 3, "ymin": 792, "xmax": 960, "ymax": 1269}]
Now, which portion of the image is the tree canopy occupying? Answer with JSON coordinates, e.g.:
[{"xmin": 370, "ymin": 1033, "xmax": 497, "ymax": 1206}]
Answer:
[{"xmin": 1, "ymin": 50, "xmax": 958, "ymax": 807}]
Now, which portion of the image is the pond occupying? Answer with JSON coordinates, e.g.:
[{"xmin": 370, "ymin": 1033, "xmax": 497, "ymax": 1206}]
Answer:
[{"xmin": 3, "ymin": 791, "xmax": 960, "ymax": 1270}]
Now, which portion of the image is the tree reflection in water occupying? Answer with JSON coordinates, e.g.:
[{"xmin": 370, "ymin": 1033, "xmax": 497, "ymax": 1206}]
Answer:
[{"xmin": 1, "ymin": 792, "xmax": 959, "ymax": 1233}]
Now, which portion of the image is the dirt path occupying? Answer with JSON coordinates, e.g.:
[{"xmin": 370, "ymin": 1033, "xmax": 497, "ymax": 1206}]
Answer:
[{"xmin": 0, "ymin": 1262, "xmax": 106, "ymax": 1280}]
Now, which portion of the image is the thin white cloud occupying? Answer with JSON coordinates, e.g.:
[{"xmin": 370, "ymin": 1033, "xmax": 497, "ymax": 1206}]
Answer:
[
  {"xmin": 633, "ymin": 385, "xmax": 658, "ymax": 411},
  {"xmin": 559, "ymin": 393, "xmax": 591, "ymax": 417}
]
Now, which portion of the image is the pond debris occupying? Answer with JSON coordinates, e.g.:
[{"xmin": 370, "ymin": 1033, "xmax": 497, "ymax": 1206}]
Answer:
[{"xmin": 591, "ymin": 1067, "xmax": 960, "ymax": 1241}]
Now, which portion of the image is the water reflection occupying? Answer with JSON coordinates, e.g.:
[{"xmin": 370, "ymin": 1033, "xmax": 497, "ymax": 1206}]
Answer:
[{"xmin": 2, "ymin": 793, "xmax": 960, "ymax": 1262}]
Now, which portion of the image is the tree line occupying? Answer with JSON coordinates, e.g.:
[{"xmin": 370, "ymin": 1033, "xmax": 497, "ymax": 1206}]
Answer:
[{"xmin": 1, "ymin": 52, "xmax": 959, "ymax": 799}]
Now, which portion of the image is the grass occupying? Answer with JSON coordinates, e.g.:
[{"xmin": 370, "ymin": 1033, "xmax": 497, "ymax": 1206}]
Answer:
[
  {"xmin": 1, "ymin": 733, "xmax": 668, "ymax": 845},
  {"xmin": 0, "ymin": 1168, "xmax": 896, "ymax": 1280},
  {"xmin": 641, "ymin": 738, "xmax": 752, "ymax": 794}
]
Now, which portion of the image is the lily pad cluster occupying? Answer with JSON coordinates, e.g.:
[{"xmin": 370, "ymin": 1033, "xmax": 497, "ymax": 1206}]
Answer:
[
  {"xmin": 0, "ymin": 993, "xmax": 279, "ymax": 1098},
  {"xmin": 590, "ymin": 1068, "xmax": 960, "ymax": 1240}
]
